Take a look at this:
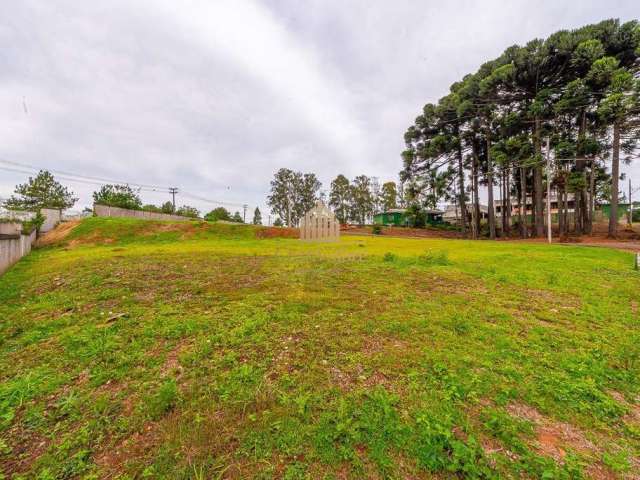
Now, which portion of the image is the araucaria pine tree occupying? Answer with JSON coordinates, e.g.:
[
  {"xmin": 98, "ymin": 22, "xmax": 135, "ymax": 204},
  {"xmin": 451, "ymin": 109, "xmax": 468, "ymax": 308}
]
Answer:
[{"xmin": 402, "ymin": 19, "xmax": 640, "ymax": 239}]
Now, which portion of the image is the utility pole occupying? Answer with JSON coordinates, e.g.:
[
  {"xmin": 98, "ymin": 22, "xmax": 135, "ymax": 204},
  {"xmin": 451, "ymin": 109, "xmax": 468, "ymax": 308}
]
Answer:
[
  {"xmin": 169, "ymin": 187, "xmax": 179, "ymax": 211},
  {"xmin": 545, "ymin": 137, "xmax": 552, "ymax": 244},
  {"xmin": 242, "ymin": 204, "xmax": 248, "ymax": 223}
]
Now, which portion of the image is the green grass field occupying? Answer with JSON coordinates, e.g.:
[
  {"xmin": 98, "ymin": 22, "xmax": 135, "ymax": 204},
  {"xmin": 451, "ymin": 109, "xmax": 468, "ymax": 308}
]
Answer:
[{"xmin": 1, "ymin": 217, "xmax": 639, "ymax": 479}]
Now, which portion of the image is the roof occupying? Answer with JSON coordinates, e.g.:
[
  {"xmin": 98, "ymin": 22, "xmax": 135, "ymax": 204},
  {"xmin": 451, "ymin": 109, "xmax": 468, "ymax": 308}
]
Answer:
[{"xmin": 375, "ymin": 208, "xmax": 443, "ymax": 215}]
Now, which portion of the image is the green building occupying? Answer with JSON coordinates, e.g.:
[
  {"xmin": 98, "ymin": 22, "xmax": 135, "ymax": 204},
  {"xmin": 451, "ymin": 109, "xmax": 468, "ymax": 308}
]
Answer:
[
  {"xmin": 373, "ymin": 208, "xmax": 444, "ymax": 226},
  {"xmin": 599, "ymin": 202, "xmax": 640, "ymax": 221}
]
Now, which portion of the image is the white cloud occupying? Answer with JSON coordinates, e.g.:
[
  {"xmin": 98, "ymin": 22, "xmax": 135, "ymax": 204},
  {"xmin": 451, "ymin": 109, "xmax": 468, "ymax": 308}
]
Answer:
[{"xmin": 0, "ymin": 0, "xmax": 637, "ymax": 215}]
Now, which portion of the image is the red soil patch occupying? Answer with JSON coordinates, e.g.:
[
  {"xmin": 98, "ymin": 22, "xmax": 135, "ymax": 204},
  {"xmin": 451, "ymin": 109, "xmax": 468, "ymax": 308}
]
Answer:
[
  {"xmin": 255, "ymin": 226, "xmax": 299, "ymax": 239},
  {"xmin": 35, "ymin": 220, "xmax": 81, "ymax": 246},
  {"xmin": 343, "ymin": 225, "xmax": 463, "ymax": 239},
  {"xmin": 506, "ymin": 402, "xmax": 597, "ymax": 462}
]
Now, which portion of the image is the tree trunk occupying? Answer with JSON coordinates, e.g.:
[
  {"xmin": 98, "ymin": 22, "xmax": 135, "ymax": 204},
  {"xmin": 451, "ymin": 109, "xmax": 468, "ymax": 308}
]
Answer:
[
  {"xmin": 454, "ymin": 124, "xmax": 467, "ymax": 236},
  {"xmin": 472, "ymin": 141, "xmax": 481, "ymax": 239},
  {"xmin": 558, "ymin": 188, "xmax": 564, "ymax": 237},
  {"xmin": 520, "ymin": 167, "xmax": 527, "ymax": 238},
  {"xmin": 501, "ymin": 169, "xmax": 506, "ymax": 234},
  {"xmin": 587, "ymin": 160, "xmax": 595, "ymax": 235},
  {"xmin": 533, "ymin": 118, "xmax": 544, "ymax": 237},
  {"xmin": 609, "ymin": 123, "xmax": 620, "ymax": 238},
  {"xmin": 487, "ymin": 135, "xmax": 496, "ymax": 239},
  {"xmin": 506, "ymin": 166, "xmax": 512, "ymax": 236}
]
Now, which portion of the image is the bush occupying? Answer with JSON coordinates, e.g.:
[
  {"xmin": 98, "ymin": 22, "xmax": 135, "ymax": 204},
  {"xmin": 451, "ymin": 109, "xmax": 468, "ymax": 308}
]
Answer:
[
  {"xmin": 23, "ymin": 212, "xmax": 45, "ymax": 235},
  {"xmin": 372, "ymin": 224, "xmax": 383, "ymax": 235},
  {"xmin": 383, "ymin": 252, "xmax": 397, "ymax": 262},
  {"xmin": 418, "ymin": 250, "xmax": 451, "ymax": 266}
]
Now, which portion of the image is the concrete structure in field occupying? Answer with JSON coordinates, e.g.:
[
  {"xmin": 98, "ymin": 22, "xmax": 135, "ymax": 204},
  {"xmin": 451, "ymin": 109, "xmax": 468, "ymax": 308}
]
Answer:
[
  {"xmin": 300, "ymin": 201, "xmax": 340, "ymax": 241},
  {"xmin": 93, "ymin": 204, "xmax": 192, "ymax": 221}
]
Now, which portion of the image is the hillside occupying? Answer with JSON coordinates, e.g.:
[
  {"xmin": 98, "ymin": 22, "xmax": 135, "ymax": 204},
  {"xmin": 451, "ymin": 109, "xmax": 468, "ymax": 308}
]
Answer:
[{"xmin": 1, "ymin": 217, "xmax": 639, "ymax": 479}]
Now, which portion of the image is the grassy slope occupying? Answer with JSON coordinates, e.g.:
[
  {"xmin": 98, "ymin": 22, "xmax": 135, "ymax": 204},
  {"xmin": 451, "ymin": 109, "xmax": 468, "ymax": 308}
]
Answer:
[{"xmin": 1, "ymin": 217, "xmax": 639, "ymax": 479}]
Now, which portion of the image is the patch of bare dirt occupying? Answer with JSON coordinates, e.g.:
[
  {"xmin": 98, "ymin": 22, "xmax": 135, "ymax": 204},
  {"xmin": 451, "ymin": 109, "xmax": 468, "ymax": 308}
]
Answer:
[
  {"xmin": 343, "ymin": 225, "xmax": 463, "ymax": 239},
  {"xmin": 94, "ymin": 421, "xmax": 160, "ymax": 478},
  {"xmin": 1, "ymin": 426, "xmax": 50, "ymax": 478},
  {"xmin": 506, "ymin": 402, "xmax": 596, "ymax": 462},
  {"xmin": 255, "ymin": 226, "xmax": 299, "ymax": 239},
  {"xmin": 35, "ymin": 220, "xmax": 80, "ymax": 246}
]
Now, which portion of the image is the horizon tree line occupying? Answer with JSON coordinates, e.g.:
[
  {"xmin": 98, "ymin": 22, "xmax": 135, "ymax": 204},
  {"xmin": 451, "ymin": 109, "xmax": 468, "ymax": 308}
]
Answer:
[{"xmin": 267, "ymin": 167, "xmax": 404, "ymax": 226}]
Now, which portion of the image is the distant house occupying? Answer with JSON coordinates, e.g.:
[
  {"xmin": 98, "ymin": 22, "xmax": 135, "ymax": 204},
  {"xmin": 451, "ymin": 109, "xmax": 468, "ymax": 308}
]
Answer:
[
  {"xmin": 442, "ymin": 204, "xmax": 487, "ymax": 224},
  {"xmin": 373, "ymin": 208, "xmax": 444, "ymax": 226}
]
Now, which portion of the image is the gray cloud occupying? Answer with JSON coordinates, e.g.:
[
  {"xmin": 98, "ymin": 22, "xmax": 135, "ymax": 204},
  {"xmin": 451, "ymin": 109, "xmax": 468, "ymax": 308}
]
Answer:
[{"xmin": 1, "ymin": 0, "xmax": 638, "ymax": 216}]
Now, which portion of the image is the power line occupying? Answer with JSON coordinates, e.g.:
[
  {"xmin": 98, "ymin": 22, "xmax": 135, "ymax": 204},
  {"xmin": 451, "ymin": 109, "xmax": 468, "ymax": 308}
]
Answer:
[
  {"xmin": 0, "ymin": 158, "xmax": 171, "ymax": 192},
  {"xmin": 0, "ymin": 158, "xmax": 248, "ymax": 209},
  {"xmin": 178, "ymin": 191, "xmax": 245, "ymax": 208}
]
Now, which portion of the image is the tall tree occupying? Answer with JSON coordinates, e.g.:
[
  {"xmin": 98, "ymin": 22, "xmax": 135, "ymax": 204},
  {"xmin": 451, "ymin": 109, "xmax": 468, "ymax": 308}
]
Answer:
[
  {"xmin": 267, "ymin": 168, "xmax": 321, "ymax": 227},
  {"xmin": 204, "ymin": 207, "xmax": 231, "ymax": 222},
  {"xmin": 349, "ymin": 175, "xmax": 374, "ymax": 225},
  {"xmin": 252, "ymin": 207, "xmax": 262, "ymax": 225},
  {"xmin": 380, "ymin": 181, "xmax": 398, "ymax": 211},
  {"xmin": 4, "ymin": 170, "xmax": 77, "ymax": 211},
  {"xmin": 176, "ymin": 205, "xmax": 199, "ymax": 218},
  {"xmin": 161, "ymin": 201, "xmax": 175, "ymax": 214},
  {"xmin": 597, "ymin": 65, "xmax": 640, "ymax": 236},
  {"xmin": 267, "ymin": 168, "xmax": 297, "ymax": 226},
  {"xmin": 92, "ymin": 184, "xmax": 141, "ymax": 210},
  {"xmin": 329, "ymin": 174, "xmax": 351, "ymax": 224},
  {"xmin": 401, "ymin": 18, "xmax": 640, "ymax": 240}
]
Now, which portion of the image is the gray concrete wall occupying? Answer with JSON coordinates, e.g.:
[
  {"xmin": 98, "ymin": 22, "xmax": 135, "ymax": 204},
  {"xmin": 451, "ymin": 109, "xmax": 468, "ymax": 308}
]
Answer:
[
  {"xmin": 0, "ymin": 229, "xmax": 36, "ymax": 276},
  {"xmin": 0, "ymin": 208, "xmax": 35, "ymax": 222},
  {"xmin": 94, "ymin": 204, "xmax": 192, "ymax": 221},
  {"xmin": 40, "ymin": 208, "xmax": 62, "ymax": 233},
  {"xmin": 0, "ymin": 222, "xmax": 22, "ymax": 235}
]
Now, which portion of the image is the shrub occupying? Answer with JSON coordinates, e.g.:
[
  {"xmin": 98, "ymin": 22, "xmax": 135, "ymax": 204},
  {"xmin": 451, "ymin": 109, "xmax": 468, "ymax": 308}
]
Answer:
[
  {"xmin": 383, "ymin": 252, "xmax": 397, "ymax": 262},
  {"xmin": 22, "ymin": 211, "xmax": 45, "ymax": 234},
  {"xmin": 418, "ymin": 250, "xmax": 451, "ymax": 266},
  {"xmin": 372, "ymin": 224, "xmax": 382, "ymax": 235}
]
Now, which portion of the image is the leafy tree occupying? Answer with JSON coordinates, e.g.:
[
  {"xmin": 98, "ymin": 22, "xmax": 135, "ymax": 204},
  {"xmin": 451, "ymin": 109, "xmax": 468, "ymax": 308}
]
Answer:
[
  {"xmin": 596, "ymin": 64, "xmax": 640, "ymax": 236},
  {"xmin": 294, "ymin": 173, "xmax": 322, "ymax": 223},
  {"xmin": 252, "ymin": 207, "xmax": 262, "ymax": 225},
  {"xmin": 204, "ymin": 207, "xmax": 231, "ymax": 222},
  {"xmin": 380, "ymin": 181, "xmax": 398, "ymax": 211},
  {"xmin": 349, "ymin": 175, "xmax": 374, "ymax": 225},
  {"xmin": 4, "ymin": 170, "xmax": 77, "ymax": 211},
  {"xmin": 142, "ymin": 204, "xmax": 161, "ymax": 213},
  {"xmin": 93, "ymin": 184, "xmax": 142, "ymax": 210},
  {"xmin": 175, "ymin": 205, "xmax": 199, "ymax": 218},
  {"xmin": 161, "ymin": 201, "xmax": 175, "ymax": 214},
  {"xmin": 273, "ymin": 217, "xmax": 284, "ymax": 227},
  {"xmin": 231, "ymin": 211, "xmax": 243, "ymax": 223},
  {"xmin": 267, "ymin": 168, "xmax": 321, "ymax": 226},
  {"xmin": 328, "ymin": 174, "xmax": 351, "ymax": 224}
]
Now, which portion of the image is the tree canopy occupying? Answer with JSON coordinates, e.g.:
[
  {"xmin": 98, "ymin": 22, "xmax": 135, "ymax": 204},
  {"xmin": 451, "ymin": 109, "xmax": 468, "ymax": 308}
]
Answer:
[
  {"xmin": 402, "ymin": 19, "xmax": 640, "ymax": 238},
  {"xmin": 93, "ymin": 184, "xmax": 142, "ymax": 210},
  {"xmin": 204, "ymin": 207, "xmax": 232, "ymax": 222},
  {"xmin": 4, "ymin": 170, "xmax": 77, "ymax": 211},
  {"xmin": 267, "ymin": 168, "xmax": 321, "ymax": 226}
]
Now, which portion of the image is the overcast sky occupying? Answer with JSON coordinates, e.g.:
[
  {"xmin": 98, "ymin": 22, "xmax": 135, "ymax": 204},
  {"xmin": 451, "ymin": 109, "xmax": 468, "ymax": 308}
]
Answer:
[{"xmin": 1, "ymin": 0, "xmax": 638, "ymax": 218}]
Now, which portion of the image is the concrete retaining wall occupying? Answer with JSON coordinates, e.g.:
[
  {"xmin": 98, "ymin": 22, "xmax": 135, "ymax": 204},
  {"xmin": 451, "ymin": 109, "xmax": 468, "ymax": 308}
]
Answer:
[
  {"xmin": 0, "ymin": 229, "xmax": 36, "ymax": 275},
  {"xmin": 94, "ymin": 204, "xmax": 192, "ymax": 221},
  {"xmin": 40, "ymin": 208, "xmax": 62, "ymax": 233},
  {"xmin": 0, "ymin": 208, "xmax": 61, "ymax": 232}
]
